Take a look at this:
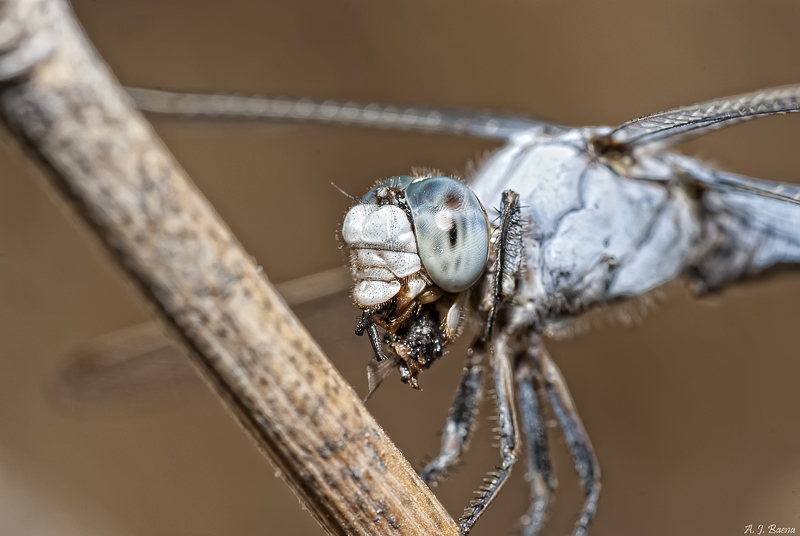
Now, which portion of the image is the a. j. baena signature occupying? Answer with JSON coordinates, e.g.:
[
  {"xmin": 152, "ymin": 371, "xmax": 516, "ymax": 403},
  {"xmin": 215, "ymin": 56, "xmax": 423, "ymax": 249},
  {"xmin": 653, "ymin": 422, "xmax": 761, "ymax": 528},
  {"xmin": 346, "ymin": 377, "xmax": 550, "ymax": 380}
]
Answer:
[{"xmin": 745, "ymin": 525, "xmax": 796, "ymax": 534}]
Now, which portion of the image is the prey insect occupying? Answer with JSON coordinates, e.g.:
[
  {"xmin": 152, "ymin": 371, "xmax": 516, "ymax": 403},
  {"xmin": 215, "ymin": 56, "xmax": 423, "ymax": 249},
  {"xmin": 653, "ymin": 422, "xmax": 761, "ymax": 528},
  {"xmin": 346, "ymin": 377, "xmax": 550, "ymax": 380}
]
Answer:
[{"xmin": 119, "ymin": 84, "xmax": 800, "ymax": 535}]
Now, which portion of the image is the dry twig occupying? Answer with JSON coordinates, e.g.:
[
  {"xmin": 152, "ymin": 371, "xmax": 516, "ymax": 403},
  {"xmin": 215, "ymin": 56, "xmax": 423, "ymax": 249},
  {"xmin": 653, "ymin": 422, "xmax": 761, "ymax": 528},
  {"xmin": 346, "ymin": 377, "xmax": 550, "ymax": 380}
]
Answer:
[{"xmin": 0, "ymin": 0, "xmax": 458, "ymax": 534}]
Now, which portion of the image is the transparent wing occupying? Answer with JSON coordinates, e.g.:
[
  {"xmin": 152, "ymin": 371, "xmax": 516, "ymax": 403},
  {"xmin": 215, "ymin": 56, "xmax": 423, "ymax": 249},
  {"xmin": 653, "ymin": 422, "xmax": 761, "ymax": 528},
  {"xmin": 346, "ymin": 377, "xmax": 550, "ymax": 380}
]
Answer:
[
  {"xmin": 698, "ymin": 172, "xmax": 800, "ymax": 206},
  {"xmin": 51, "ymin": 267, "xmax": 357, "ymax": 410},
  {"xmin": 666, "ymin": 154, "xmax": 800, "ymax": 207},
  {"xmin": 604, "ymin": 84, "xmax": 800, "ymax": 148},
  {"xmin": 364, "ymin": 359, "xmax": 397, "ymax": 402},
  {"xmin": 125, "ymin": 87, "xmax": 563, "ymax": 140}
]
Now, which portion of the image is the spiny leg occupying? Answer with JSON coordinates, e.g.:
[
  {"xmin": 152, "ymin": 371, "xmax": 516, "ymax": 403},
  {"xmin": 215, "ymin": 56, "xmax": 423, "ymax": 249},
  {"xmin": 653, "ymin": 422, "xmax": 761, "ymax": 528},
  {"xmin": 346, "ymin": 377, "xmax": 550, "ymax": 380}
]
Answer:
[
  {"xmin": 515, "ymin": 355, "xmax": 556, "ymax": 536},
  {"xmin": 420, "ymin": 338, "xmax": 485, "ymax": 486},
  {"xmin": 484, "ymin": 190, "xmax": 522, "ymax": 341},
  {"xmin": 449, "ymin": 189, "xmax": 522, "ymax": 533},
  {"xmin": 459, "ymin": 332, "xmax": 520, "ymax": 534},
  {"xmin": 530, "ymin": 336, "xmax": 601, "ymax": 536}
]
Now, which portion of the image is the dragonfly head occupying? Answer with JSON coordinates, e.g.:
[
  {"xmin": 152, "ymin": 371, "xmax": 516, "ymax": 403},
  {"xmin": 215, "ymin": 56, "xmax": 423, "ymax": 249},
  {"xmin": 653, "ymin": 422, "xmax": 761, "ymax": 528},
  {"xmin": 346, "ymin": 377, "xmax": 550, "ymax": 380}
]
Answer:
[{"xmin": 342, "ymin": 173, "xmax": 490, "ymax": 391}]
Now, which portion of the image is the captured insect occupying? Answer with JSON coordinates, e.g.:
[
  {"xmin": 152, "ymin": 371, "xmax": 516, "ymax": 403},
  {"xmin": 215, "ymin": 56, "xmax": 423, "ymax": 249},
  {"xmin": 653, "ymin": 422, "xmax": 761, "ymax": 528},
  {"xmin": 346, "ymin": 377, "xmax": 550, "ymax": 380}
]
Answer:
[{"xmin": 67, "ymin": 84, "xmax": 800, "ymax": 536}]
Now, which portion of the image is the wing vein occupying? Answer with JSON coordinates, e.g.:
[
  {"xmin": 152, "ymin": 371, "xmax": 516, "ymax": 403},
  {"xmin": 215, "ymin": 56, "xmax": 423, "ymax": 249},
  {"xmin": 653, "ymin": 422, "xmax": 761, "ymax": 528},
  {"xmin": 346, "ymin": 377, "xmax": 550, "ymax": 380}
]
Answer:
[{"xmin": 606, "ymin": 84, "xmax": 800, "ymax": 147}]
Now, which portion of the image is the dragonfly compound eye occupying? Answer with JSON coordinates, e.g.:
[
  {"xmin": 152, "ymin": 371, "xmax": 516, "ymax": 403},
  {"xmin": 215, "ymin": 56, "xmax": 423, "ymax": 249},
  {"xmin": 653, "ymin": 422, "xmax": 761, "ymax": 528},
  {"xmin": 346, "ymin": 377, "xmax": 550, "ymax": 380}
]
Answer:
[{"xmin": 405, "ymin": 176, "xmax": 490, "ymax": 292}]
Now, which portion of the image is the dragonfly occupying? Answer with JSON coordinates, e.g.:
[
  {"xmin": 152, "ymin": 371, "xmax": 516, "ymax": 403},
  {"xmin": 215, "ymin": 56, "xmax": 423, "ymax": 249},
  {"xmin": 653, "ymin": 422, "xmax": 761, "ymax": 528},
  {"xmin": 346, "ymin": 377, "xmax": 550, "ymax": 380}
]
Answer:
[{"xmin": 57, "ymin": 84, "xmax": 800, "ymax": 536}]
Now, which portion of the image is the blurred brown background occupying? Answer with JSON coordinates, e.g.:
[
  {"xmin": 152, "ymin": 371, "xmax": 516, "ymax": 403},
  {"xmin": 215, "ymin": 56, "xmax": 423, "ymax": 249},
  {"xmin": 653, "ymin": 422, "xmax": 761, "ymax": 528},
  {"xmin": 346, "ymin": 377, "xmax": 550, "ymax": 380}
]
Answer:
[{"xmin": 2, "ymin": 1, "xmax": 800, "ymax": 535}]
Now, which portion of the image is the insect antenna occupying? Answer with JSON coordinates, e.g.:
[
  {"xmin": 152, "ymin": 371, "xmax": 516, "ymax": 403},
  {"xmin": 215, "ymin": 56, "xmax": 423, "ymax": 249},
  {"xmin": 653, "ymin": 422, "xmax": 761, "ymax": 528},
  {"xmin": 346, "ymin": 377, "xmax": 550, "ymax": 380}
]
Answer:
[{"xmin": 331, "ymin": 182, "xmax": 358, "ymax": 201}]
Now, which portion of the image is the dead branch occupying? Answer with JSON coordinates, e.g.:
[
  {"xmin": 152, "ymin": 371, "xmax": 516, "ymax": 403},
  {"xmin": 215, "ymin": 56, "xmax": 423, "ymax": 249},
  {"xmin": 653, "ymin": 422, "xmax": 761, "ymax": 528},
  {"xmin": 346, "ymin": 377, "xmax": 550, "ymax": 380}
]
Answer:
[{"xmin": 0, "ymin": 0, "xmax": 458, "ymax": 534}]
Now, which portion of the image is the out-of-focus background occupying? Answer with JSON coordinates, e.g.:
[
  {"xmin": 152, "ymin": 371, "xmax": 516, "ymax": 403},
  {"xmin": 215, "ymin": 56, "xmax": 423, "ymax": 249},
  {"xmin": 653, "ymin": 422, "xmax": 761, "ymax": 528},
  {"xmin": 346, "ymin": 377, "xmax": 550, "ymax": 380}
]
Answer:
[{"xmin": 2, "ymin": 1, "xmax": 800, "ymax": 535}]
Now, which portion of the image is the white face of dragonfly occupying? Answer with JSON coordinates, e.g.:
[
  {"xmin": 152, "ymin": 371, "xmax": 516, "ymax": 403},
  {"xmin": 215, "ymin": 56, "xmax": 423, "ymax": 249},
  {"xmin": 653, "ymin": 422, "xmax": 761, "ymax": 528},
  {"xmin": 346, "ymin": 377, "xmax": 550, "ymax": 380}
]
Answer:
[{"xmin": 342, "ymin": 202, "xmax": 423, "ymax": 307}]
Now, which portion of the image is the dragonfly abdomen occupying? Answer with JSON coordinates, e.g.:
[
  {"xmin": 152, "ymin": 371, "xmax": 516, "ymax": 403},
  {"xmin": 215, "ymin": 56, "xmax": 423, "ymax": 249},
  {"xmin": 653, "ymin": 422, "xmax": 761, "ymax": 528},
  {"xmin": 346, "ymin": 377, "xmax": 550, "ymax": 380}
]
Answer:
[{"xmin": 690, "ymin": 187, "xmax": 800, "ymax": 292}]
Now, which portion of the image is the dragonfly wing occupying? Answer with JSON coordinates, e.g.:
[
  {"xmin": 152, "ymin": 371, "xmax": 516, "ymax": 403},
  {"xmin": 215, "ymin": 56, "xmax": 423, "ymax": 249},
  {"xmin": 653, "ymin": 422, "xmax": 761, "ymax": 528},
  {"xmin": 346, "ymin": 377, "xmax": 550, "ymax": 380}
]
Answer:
[
  {"xmin": 52, "ymin": 267, "xmax": 358, "ymax": 410},
  {"xmin": 668, "ymin": 154, "xmax": 800, "ymax": 207},
  {"xmin": 603, "ymin": 84, "xmax": 800, "ymax": 149},
  {"xmin": 125, "ymin": 87, "xmax": 564, "ymax": 140},
  {"xmin": 364, "ymin": 359, "xmax": 398, "ymax": 402},
  {"xmin": 53, "ymin": 321, "xmax": 197, "ymax": 407}
]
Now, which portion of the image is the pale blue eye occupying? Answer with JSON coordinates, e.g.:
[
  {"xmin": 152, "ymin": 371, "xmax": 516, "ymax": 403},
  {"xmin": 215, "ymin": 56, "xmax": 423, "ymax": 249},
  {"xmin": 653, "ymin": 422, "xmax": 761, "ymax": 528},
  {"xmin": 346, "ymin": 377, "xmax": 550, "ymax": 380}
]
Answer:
[{"xmin": 405, "ymin": 176, "xmax": 490, "ymax": 292}]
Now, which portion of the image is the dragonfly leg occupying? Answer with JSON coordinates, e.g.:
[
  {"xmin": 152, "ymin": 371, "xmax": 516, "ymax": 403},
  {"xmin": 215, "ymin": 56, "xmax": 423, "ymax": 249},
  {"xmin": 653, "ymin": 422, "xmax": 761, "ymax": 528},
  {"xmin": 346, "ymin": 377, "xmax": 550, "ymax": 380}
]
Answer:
[
  {"xmin": 355, "ymin": 311, "xmax": 388, "ymax": 362},
  {"xmin": 459, "ymin": 332, "xmax": 520, "ymax": 534},
  {"xmin": 515, "ymin": 354, "xmax": 556, "ymax": 536},
  {"xmin": 530, "ymin": 337, "xmax": 601, "ymax": 536},
  {"xmin": 483, "ymin": 189, "xmax": 522, "ymax": 341},
  {"xmin": 420, "ymin": 338, "xmax": 485, "ymax": 486}
]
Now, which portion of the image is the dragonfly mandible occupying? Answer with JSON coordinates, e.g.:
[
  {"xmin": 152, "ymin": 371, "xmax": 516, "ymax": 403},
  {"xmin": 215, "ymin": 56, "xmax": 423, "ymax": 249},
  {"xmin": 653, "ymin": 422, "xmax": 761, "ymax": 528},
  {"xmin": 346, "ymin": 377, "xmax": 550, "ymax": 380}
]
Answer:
[{"xmin": 54, "ymin": 84, "xmax": 800, "ymax": 535}]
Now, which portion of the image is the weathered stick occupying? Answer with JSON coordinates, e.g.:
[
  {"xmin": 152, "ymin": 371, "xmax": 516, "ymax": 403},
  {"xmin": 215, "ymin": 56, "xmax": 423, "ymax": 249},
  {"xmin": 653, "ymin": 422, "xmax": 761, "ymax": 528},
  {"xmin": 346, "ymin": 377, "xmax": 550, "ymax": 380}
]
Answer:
[{"xmin": 0, "ymin": 0, "xmax": 458, "ymax": 534}]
